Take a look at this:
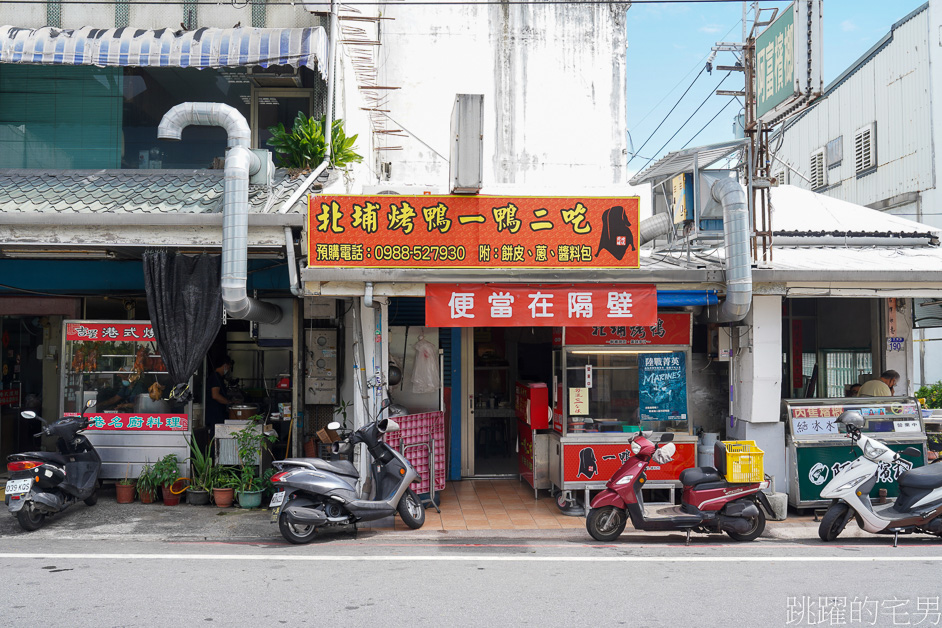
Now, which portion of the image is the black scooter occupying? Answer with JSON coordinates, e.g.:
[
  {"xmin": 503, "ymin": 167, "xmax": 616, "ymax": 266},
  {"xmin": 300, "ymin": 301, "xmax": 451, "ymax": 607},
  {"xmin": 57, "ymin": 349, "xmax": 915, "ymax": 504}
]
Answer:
[{"xmin": 4, "ymin": 400, "xmax": 101, "ymax": 531}]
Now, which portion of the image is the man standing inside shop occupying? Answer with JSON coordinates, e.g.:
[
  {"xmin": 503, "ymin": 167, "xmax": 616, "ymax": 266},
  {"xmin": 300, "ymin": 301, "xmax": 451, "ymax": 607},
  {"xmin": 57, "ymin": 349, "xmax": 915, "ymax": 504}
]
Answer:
[
  {"xmin": 858, "ymin": 370, "xmax": 900, "ymax": 397},
  {"xmin": 206, "ymin": 356, "xmax": 234, "ymax": 431}
]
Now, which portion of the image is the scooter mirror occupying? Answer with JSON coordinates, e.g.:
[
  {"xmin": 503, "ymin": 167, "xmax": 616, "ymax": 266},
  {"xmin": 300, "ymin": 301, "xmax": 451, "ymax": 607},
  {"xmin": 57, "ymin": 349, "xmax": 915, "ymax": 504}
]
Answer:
[
  {"xmin": 327, "ymin": 421, "xmax": 341, "ymax": 431},
  {"xmin": 902, "ymin": 447, "xmax": 922, "ymax": 458},
  {"xmin": 659, "ymin": 433, "xmax": 675, "ymax": 443},
  {"xmin": 85, "ymin": 399, "xmax": 96, "ymax": 409},
  {"xmin": 20, "ymin": 410, "xmax": 36, "ymax": 419}
]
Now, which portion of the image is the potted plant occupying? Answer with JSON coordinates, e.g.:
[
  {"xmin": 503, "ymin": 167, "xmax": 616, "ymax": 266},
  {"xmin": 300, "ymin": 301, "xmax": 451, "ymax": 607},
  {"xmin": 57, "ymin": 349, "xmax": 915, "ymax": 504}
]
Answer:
[
  {"xmin": 136, "ymin": 463, "xmax": 157, "ymax": 504},
  {"xmin": 266, "ymin": 113, "xmax": 362, "ymax": 182},
  {"xmin": 116, "ymin": 462, "xmax": 135, "ymax": 504},
  {"xmin": 185, "ymin": 435, "xmax": 214, "ymax": 506},
  {"xmin": 153, "ymin": 453, "xmax": 184, "ymax": 506},
  {"xmin": 232, "ymin": 417, "xmax": 277, "ymax": 509},
  {"xmin": 210, "ymin": 467, "xmax": 239, "ymax": 508}
]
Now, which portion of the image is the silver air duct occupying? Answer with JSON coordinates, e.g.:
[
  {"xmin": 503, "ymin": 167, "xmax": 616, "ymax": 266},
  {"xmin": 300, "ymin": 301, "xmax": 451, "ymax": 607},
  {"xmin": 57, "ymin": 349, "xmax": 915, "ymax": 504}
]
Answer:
[
  {"xmin": 158, "ymin": 102, "xmax": 283, "ymax": 324},
  {"xmin": 708, "ymin": 177, "xmax": 752, "ymax": 323},
  {"xmin": 638, "ymin": 212, "xmax": 673, "ymax": 246}
]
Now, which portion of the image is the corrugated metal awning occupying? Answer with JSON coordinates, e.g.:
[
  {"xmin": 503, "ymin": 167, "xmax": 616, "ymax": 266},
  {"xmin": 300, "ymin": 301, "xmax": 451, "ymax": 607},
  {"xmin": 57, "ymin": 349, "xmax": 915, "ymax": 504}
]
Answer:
[
  {"xmin": 629, "ymin": 139, "xmax": 747, "ymax": 186},
  {"xmin": 0, "ymin": 25, "xmax": 327, "ymax": 74}
]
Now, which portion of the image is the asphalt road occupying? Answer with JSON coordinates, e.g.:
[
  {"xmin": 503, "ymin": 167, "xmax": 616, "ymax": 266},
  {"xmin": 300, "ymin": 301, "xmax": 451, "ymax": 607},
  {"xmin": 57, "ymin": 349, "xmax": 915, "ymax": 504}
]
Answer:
[{"xmin": 2, "ymin": 533, "xmax": 941, "ymax": 627}]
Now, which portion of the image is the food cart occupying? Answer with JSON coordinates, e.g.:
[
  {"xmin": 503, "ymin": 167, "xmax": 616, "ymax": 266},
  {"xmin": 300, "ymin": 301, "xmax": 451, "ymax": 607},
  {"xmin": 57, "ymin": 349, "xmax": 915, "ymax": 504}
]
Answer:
[
  {"xmin": 548, "ymin": 314, "xmax": 698, "ymax": 512},
  {"xmin": 60, "ymin": 320, "xmax": 190, "ymax": 480},
  {"xmin": 784, "ymin": 396, "xmax": 928, "ymax": 509}
]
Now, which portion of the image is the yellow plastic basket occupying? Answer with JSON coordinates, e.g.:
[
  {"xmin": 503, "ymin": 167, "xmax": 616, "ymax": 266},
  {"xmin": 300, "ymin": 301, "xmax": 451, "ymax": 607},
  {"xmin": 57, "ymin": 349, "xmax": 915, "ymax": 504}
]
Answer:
[{"xmin": 721, "ymin": 440, "xmax": 765, "ymax": 483}]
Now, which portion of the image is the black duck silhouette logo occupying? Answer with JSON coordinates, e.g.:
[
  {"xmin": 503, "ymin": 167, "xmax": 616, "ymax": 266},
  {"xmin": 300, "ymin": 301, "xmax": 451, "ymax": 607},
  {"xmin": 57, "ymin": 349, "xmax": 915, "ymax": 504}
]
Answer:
[
  {"xmin": 595, "ymin": 205, "xmax": 636, "ymax": 261},
  {"xmin": 577, "ymin": 447, "xmax": 599, "ymax": 479}
]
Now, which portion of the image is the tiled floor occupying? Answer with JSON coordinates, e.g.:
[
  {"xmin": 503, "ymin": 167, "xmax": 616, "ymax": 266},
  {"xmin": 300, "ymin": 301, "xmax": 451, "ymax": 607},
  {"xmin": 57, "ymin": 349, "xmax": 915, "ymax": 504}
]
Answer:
[{"xmin": 378, "ymin": 478, "xmax": 585, "ymax": 532}]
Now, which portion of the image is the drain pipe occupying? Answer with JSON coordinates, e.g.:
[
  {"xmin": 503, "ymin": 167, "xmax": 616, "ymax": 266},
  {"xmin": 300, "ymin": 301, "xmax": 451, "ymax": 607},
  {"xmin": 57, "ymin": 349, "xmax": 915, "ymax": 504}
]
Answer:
[
  {"xmin": 158, "ymin": 102, "xmax": 283, "ymax": 324},
  {"xmin": 707, "ymin": 177, "xmax": 752, "ymax": 323},
  {"xmin": 278, "ymin": 0, "xmax": 340, "ymax": 214}
]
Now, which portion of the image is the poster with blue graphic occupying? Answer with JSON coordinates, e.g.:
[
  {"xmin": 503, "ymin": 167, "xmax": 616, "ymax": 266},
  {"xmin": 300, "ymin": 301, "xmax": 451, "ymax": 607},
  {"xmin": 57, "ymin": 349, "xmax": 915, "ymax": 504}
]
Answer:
[{"xmin": 638, "ymin": 352, "xmax": 687, "ymax": 422}]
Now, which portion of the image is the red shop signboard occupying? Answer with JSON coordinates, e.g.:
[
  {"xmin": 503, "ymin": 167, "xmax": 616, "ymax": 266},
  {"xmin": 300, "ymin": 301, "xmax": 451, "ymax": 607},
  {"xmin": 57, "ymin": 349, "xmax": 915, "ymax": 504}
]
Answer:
[
  {"xmin": 553, "ymin": 312, "xmax": 692, "ymax": 346},
  {"xmin": 308, "ymin": 195, "xmax": 641, "ymax": 270},
  {"xmin": 425, "ymin": 284, "xmax": 656, "ymax": 327},
  {"xmin": 562, "ymin": 442, "xmax": 696, "ymax": 483},
  {"xmin": 80, "ymin": 413, "xmax": 189, "ymax": 432},
  {"xmin": 66, "ymin": 322, "xmax": 157, "ymax": 342}
]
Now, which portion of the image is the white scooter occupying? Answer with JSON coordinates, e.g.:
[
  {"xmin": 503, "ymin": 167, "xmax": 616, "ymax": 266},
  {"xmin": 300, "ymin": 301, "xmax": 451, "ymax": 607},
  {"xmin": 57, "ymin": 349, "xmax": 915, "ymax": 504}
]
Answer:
[{"xmin": 818, "ymin": 410, "xmax": 942, "ymax": 546}]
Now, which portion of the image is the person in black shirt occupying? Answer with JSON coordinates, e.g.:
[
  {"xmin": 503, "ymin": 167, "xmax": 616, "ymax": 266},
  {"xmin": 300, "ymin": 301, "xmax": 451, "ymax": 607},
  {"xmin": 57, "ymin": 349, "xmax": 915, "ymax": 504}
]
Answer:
[{"xmin": 206, "ymin": 356, "xmax": 233, "ymax": 431}]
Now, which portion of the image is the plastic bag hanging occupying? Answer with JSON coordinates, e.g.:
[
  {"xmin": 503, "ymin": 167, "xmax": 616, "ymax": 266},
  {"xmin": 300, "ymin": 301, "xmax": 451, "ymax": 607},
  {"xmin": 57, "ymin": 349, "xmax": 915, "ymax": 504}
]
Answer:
[{"xmin": 411, "ymin": 334, "xmax": 440, "ymax": 394}]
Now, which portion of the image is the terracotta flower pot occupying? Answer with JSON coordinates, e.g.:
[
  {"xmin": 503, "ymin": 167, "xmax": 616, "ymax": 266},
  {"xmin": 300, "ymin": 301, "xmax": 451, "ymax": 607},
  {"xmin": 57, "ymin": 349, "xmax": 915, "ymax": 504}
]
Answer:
[
  {"xmin": 161, "ymin": 485, "xmax": 182, "ymax": 506},
  {"xmin": 213, "ymin": 487, "xmax": 235, "ymax": 508},
  {"xmin": 304, "ymin": 438, "xmax": 316, "ymax": 458},
  {"xmin": 116, "ymin": 482, "xmax": 136, "ymax": 504},
  {"xmin": 139, "ymin": 489, "xmax": 155, "ymax": 504}
]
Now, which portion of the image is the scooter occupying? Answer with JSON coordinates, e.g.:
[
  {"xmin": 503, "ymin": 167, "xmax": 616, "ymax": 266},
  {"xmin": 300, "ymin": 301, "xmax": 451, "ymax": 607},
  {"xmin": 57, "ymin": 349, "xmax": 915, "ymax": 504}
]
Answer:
[
  {"xmin": 268, "ymin": 399, "xmax": 426, "ymax": 544},
  {"xmin": 4, "ymin": 400, "xmax": 101, "ymax": 531},
  {"xmin": 586, "ymin": 432, "xmax": 773, "ymax": 543},
  {"xmin": 818, "ymin": 410, "xmax": 942, "ymax": 546}
]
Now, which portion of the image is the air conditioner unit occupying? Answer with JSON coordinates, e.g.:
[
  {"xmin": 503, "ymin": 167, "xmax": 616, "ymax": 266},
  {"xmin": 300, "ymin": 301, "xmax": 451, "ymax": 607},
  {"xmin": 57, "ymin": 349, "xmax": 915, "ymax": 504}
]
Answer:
[
  {"xmin": 248, "ymin": 65, "xmax": 302, "ymax": 88},
  {"xmin": 360, "ymin": 185, "xmax": 443, "ymax": 196}
]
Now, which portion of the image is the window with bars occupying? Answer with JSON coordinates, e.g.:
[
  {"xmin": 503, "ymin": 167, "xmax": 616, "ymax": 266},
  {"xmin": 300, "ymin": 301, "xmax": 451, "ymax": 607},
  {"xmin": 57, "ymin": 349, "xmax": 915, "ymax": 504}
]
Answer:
[
  {"xmin": 855, "ymin": 123, "xmax": 876, "ymax": 173},
  {"xmin": 824, "ymin": 351, "xmax": 872, "ymax": 397},
  {"xmin": 810, "ymin": 149, "xmax": 826, "ymax": 189}
]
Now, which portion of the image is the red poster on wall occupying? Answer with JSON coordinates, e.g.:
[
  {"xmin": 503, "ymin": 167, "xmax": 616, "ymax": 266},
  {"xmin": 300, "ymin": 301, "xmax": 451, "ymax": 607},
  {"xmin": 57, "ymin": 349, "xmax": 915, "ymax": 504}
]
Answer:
[
  {"xmin": 554, "ymin": 313, "xmax": 692, "ymax": 346},
  {"xmin": 562, "ymin": 442, "xmax": 696, "ymax": 483},
  {"xmin": 66, "ymin": 322, "xmax": 157, "ymax": 342},
  {"xmin": 425, "ymin": 283, "xmax": 656, "ymax": 327},
  {"xmin": 0, "ymin": 388, "xmax": 19, "ymax": 406},
  {"xmin": 309, "ymin": 195, "xmax": 641, "ymax": 270}
]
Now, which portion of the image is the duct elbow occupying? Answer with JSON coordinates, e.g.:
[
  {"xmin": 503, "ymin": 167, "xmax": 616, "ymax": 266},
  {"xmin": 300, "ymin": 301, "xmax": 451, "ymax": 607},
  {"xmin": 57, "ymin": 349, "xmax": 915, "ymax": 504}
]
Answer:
[
  {"xmin": 706, "ymin": 177, "xmax": 753, "ymax": 324},
  {"xmin": 157, "ymin": 102, "xmax": 251, "ymax": 148}
]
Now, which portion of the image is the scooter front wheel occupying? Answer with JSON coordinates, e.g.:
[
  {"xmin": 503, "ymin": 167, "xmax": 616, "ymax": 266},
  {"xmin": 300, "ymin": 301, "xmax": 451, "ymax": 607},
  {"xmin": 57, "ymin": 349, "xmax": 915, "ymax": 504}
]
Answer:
[
  {"xmin": 15, "ymin": 505, "xmax": 45, "ymax": 531},
  {"xmin": 586, "ymin": 507, "xmax": 627, "ymax": 542},
  {"xmin": 397, "ymin": 488, "xmax": 426, "ymax": 529},
  {"xmin": 818, "ymin": 502, "xmax": 850, "ymax": 542},
  {"xmin": 278, "ymin": 509, "xmax": 319, "ymax": 544},
  {"xmin": 84, "ymin": 482, "xmax": 100, "ymax": 506}
]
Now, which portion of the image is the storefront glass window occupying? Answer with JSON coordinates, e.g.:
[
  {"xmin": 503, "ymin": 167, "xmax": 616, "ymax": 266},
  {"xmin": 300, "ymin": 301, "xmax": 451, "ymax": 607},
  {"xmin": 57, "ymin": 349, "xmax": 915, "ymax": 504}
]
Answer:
[{"xmin": 824, "ymin": 350, "xmax": 872, "ymax": 397}]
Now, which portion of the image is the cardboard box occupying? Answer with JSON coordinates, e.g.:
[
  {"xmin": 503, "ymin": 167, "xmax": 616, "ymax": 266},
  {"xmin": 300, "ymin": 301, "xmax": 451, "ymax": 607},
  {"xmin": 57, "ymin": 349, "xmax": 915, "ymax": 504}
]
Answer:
[{"xmin": 316, "ymin": 427, "xmax": 340, "ymax": 443}]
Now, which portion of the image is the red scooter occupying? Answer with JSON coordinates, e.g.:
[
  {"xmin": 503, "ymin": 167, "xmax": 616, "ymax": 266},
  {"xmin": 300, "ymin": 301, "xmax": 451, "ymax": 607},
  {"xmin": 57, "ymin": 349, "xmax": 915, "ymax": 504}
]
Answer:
[{"xmin": 585, "ymin": 433, "xmax": 773, "ymax": 543}]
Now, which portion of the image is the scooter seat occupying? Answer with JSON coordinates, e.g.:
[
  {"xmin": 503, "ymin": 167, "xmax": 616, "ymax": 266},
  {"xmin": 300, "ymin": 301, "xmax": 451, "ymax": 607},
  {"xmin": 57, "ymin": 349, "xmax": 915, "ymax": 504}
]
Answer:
[
  {"xmin": 898, "ymin": 463, "xmax": 942, "ymax": 490},
  {"xmin": 308, "ymin": 458, "xmax": 359, "ymax": 478},
  {"xmin": 680, "ymin": 466, "xmax": 722, "ymax": 487},
  {"xmin": 10, "ymin": 451, "xmax": 69, "ymax": 466}
]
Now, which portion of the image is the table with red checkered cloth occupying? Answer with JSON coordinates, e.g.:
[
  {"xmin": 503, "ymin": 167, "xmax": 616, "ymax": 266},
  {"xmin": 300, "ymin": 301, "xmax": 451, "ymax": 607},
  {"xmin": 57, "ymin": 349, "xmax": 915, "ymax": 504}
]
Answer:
[{"xmin": 384, "ymin": 411, "xmax": 446, "ymax": 495}]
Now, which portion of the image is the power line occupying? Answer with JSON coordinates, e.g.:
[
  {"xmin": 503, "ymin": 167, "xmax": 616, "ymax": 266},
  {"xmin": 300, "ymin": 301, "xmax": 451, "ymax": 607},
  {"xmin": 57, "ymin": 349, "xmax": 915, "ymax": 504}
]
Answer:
[
  {"xmin": 680, "ymin": 97, "xmax": 737, "ymax": 150},
  {"xmin": 634, "ymin": 70, "xmax": 732, "ymax": 173},
  {"xmin": 626, "ymin": 65, "xmax": 705, "ymax": 168},
  {"xmin": 0, "ymin": 0, "xmax": 766, "ymax": 4}
]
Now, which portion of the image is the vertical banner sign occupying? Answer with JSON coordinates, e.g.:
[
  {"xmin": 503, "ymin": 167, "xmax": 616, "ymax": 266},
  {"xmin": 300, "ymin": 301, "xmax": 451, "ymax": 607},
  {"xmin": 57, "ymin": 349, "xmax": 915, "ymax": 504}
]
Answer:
[
  {"xmin": 888, "ymin": 297, "xmax": 898, "ymax": 336},
  {"xmin": 638, "ymin": 352, "xmax": 687, "ymax": 422},
  {"xmin": 308, "ymin": 195, "xmax": 641, "ymax": 270},
  {"xmin": 425, "ymin": 283, "xmax": 656, "ymax": 328},
  {"xmin": 756, "ymin": 0, "xmax": 823, "ymax": 122}
]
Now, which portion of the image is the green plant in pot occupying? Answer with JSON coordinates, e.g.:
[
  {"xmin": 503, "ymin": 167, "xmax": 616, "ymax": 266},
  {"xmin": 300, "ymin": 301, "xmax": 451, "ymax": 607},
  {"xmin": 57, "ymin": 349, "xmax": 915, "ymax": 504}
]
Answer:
[
  {"xmin": 232, "ymin": 416, "xmax": 277, "ymax": 509},
  {"xmin": 152, "ymin": 453, "xmax": 184, "ymax": 506},
  {"xmin": 116, "ymin": 462, "xmax": 136, "ymax": 504},
  {"xmin": 210, "ymin": 466, "xmax": 239, "ymax": 508},
  {"xmin": 185, "ymin": 435, "xmax": 214, "ymax": 506},
  {"xmin": 136, "ymin": 463, "xmax": 158, "ymax": 504},
  {"xmin": 266, "ymin": 113, "xmax": 362, "ymax": 172}
]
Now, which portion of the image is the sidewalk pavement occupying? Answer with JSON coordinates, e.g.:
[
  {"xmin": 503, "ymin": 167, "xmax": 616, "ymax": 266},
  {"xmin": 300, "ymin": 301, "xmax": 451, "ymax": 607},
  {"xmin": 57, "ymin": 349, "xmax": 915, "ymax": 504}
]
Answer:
[{"xmin": 0, "ymin": 478, "xmax": 872, "ymax": 543}]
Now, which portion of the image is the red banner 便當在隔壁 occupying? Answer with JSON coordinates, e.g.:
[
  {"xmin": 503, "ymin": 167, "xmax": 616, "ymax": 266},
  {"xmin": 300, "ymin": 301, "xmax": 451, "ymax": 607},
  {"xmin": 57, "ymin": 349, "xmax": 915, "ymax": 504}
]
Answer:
[
  {"xmin": 308, "ymin": 195, "xmax": 641, "ymax": 270},
  {"xmin": 425, "ymin": 284, "xmax": 656, "ymax": 327}
]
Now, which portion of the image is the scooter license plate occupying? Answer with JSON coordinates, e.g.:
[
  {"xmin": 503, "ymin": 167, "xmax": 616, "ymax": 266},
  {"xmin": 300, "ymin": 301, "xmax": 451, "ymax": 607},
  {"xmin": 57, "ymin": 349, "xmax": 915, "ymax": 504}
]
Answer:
[
  {"xmin": 5, "ymin": 478, "xmax": 31, "ymax": 495},
  {"xmin": 269, "ymin": 491, "xmax": 285, "ymax": 508}
]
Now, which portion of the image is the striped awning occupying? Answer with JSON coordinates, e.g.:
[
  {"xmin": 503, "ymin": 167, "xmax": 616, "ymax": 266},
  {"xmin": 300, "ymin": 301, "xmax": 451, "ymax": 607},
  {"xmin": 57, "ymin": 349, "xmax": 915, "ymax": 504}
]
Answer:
[{"xmin": 0, "ymin": 25, "xmax": 327, "ymax": 74}]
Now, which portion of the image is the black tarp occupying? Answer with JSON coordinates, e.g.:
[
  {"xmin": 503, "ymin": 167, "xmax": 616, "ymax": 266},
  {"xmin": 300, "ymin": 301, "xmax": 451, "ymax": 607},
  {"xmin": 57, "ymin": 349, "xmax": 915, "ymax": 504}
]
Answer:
[{"xmin": 142, "ymin": 250, "xmax": 222, "ymax": 385}]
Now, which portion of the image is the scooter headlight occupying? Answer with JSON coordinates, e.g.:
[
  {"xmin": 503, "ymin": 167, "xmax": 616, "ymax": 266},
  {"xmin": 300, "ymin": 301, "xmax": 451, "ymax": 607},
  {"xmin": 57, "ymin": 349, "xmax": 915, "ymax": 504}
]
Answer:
[
  {"xmin": 836, "ymin": 474, "xmax": 869, "ymax": 492},
  {"xmin": 630, "ymin": 441, "xmax": 641, "ymax": 456},
  {"xmin": 863, "ymin": 439, "xmax": 884, "ymax": 460},
  {"xmin": 615, "ymin": 475, "xmax": 634, "ymax": 486}
]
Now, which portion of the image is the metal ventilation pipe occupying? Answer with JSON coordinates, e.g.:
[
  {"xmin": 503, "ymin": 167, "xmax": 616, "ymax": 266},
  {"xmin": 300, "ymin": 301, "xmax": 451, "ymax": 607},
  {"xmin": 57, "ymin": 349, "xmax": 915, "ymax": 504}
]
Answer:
[
  {"xmin": 638, "ymin": 212, "xmax": 673, "ymax": 246},
  {"xmin": 707, "ymin": 177, "xmax": 752, "ymax": 323},
  {"xmin": 158, "ymin": 102, "xmax": 283, "ymax": 324}
]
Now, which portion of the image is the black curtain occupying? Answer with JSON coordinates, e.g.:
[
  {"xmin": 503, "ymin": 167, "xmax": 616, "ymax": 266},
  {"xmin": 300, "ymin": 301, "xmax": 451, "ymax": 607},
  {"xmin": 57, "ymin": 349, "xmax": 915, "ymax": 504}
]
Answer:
[{"xmin": 142, "ymin": 250, "xmax": 223, "ymax": 385}]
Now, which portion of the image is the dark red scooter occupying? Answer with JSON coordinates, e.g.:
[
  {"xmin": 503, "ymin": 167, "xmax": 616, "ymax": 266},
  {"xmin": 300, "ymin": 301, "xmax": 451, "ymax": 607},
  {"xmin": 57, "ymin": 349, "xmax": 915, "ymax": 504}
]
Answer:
[{"xmin": 585, "ymin": 433, "xmax": 773, "ymax": 543}]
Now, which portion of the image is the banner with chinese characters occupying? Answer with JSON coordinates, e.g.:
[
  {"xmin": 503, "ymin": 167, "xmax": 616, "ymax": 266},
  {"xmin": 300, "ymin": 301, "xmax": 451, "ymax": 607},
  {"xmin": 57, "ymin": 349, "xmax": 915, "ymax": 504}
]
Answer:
[
  {"xmin": 0, "ymin": 387, "xmax": 19, "ymax": 406},
  {"xmin": 553, "ymin": 313, "xmax": 692, "ymax": 346},
  {"xmin": 308, "ymin": 195, "xmax": 641, "ymax": 269},
  {"xmin": 638, "ymin": 352, "xmax": 688, "ymax": 423},
  {"xmin": 425, "ymin": 284, "xmax": 656, "ymax": 327},
  {"xmin": 66, "ymin": 322, "xmax": 157, "ymax": 342},
  {"xmin": 83, "ymin": 413, "xmax": 189, "ymax": 431},
  {"xmin": 562, "ymin": 442, "xmax": 695, "ymax": 483}
]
